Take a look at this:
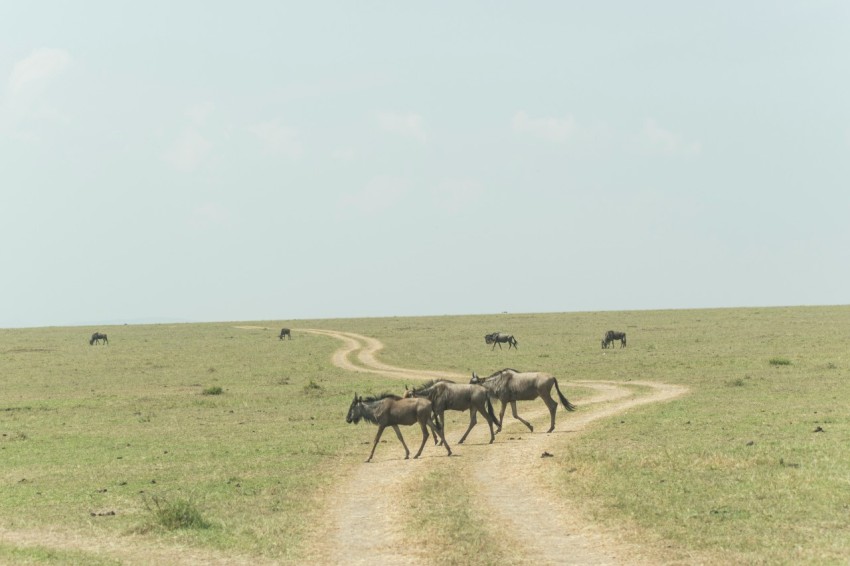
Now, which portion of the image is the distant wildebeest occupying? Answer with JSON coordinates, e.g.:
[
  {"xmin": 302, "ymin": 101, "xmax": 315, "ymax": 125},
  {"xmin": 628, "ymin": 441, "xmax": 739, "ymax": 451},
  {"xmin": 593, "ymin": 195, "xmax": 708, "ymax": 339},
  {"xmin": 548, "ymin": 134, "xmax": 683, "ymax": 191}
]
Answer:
[
  {"xmin": 602, "ymin": 330, "xmax": 626, "ymax": 349},
  {"xmin": 484, "ymin": 332, "xmax": 518, "ymax": 350},
  {"xmin": 89, "ymin": 332, "xmax": 108, "ymax": 345},
  {"xmin": 404, "ymin": 379, "xmax": 501, "ymax": 444},
  {"xmin": 279, "ymin": 328, "xmax": 291, "ymax": 340},
  {"xmin": 470, "ymin": 368, "xmax": 576, "ymax": 433},
  {"xmin": 346, "ymin": 392, "xmax": 451, "ymax": 462}
]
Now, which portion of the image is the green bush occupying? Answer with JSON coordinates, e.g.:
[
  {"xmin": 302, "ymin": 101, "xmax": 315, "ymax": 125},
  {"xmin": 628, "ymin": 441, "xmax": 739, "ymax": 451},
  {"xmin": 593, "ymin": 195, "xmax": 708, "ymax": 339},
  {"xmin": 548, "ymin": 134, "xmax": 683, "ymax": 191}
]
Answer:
[{"xmin": 143, "ymin": 494, "xmax": 211, "ymax": 530}]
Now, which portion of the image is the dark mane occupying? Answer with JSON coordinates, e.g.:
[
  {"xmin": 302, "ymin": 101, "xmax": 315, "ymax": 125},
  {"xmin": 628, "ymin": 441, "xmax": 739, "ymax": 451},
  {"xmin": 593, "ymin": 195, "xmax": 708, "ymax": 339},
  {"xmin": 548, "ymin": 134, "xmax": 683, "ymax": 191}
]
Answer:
[
  {"xmin": 486, "ymin": 368, "xmax": 520, "ymax": 379},
  {"xmin": 412, "ymin": 378, "xmax": 455, "ymax": 393},
  {"xmin": 362, "ymin": 392, "xmax": 402, "ymax": 403}
]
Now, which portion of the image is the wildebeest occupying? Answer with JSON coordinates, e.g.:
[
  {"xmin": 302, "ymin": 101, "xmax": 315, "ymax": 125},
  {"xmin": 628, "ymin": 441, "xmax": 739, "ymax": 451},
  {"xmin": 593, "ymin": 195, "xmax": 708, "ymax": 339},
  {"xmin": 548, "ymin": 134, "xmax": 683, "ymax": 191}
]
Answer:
[
  {"xmin": 484, "ymin": 332, "xmax": 518, "ymax": 350},
  {"xmin": 279, "ymin": 328, "xmax": 291, "ymax": 340},
  {"xmin": 89, "ymin": 332, "xmax": 108, "ymax": 345},
  {"xmin": 470, "ymin": 368, "xmax": 576, "ymax": 433},
  {"xmin": 404, "ymin": 379, "xmax": 501, "ymax": 444},
  {"xmin": 602, "ymin": 330, "xmax": 626, "ymax": 349},
  {"xmin": 346, "ymin": 392, "xmax": 451, "ymax": 462}
]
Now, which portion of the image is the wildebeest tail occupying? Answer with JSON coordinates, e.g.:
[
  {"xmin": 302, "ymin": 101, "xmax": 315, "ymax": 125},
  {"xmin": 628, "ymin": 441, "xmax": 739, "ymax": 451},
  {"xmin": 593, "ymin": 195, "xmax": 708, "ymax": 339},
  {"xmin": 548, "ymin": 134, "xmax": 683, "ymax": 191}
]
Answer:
[
  {"xmin": 553, "ymin": 378, "xmax": 576, "ymax": 411},
  {"xmin": 485, "ymin": 396, "xmax": 501, "ymax": 427}
]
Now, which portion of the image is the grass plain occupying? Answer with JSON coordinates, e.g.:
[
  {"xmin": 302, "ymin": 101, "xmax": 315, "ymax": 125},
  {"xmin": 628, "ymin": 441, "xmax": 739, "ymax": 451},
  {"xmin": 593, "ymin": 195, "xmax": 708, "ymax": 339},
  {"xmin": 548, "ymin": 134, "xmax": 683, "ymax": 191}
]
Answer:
[{"xmin": 1, "ymin": 306, "xmax": 848, "ymax": 564}]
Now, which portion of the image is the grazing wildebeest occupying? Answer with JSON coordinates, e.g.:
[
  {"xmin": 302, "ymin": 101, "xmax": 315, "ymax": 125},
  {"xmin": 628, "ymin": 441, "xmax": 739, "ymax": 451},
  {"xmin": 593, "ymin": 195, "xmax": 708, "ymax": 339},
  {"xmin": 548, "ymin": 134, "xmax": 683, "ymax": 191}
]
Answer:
[
  {"xmin": 404, "ymin": 379, "xmax": 501, "ymax": 444},
  {"xmin": 602, "ymin": 330, "xmax": 626, "ymax": 349},
  {"xmin": 346, "ymin": 392, "xmax": 451, "ymax": 462},
  {"xmin": 279, "ymin": 328, "xmax": 291, "ymax": 340},
  {"xmin": 470, "ymin": 368, "xmax": 576, "ymax": 433},
  {"xmin": 89, "ymin": 332, "xmax": 108, "ymax": 345},
  {"xmin": 484, "ymin": 332, "xmax": 518, "ymax": 350}
]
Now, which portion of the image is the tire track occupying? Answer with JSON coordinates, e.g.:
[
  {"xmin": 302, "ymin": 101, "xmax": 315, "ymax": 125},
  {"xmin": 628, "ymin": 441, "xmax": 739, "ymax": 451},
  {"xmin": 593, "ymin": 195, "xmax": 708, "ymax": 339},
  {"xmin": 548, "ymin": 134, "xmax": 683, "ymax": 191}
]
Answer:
[{"xmin": 303, "ymin": 329, "xmax": 689, "ymax": 565}]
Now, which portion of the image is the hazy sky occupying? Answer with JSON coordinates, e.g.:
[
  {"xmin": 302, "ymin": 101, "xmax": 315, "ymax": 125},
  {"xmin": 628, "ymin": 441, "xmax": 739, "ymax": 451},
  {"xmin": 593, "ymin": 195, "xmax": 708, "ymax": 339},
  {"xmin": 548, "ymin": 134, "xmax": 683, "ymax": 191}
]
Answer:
[{"xmin": 2, "ymin": 2, "xmax": 848, "ymax": 328}]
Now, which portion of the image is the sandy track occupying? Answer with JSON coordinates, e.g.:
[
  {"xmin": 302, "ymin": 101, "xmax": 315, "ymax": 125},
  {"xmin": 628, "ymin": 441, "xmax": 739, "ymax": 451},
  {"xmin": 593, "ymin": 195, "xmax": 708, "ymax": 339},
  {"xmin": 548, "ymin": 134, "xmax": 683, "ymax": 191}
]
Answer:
[
  {"xmin": 304, "ymin": 329, "xmax": 689, "ymax": 565},
  {"xmin": 471, "ymin": 380, "xmax": 688, "ymax": 565}
]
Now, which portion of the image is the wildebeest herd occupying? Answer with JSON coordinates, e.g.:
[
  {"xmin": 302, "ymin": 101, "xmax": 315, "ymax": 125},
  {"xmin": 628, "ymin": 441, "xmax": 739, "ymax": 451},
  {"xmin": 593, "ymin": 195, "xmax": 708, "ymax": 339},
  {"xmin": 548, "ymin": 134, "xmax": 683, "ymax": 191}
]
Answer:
[
  {"xmin": 347, "ymin": 368, "xmax": 577, "ymax": 462},
  {"xmin": 348, "ymin": 328, "xmax": 628, "ymax": 462},
  {"xmin": 82, "ymin": 324, "xmax": 621, "ymax": 463}
]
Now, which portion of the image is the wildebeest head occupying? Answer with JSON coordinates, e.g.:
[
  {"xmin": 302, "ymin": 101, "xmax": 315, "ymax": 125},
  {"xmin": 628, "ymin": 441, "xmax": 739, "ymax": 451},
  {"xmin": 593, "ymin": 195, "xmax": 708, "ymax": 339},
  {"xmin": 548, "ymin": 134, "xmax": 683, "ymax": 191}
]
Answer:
[
  {"xmin": 346, "ymin": 393, "xmax": 363, "ymax": 424},
  {"xmin": 470, "ymin": 372, "xmax": 481, "ymax": 385}
]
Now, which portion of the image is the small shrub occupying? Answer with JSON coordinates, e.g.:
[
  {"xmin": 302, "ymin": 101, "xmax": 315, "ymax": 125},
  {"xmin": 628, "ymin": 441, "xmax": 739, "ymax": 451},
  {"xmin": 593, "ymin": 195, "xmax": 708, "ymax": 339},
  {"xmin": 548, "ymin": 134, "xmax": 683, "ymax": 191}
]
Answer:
[
  {"xmin": 726, "ymin": 378, "xmax": 746, "ymax": 387},
  {"xmin": 303, "ymin": 380, "xmax": 323, "ymax": 393},
  {"xmin": 143, "ymin": 494, "xmax": 211, "ymax": 530},
  {"xmin": 769, "ymin": 358, "xmax": 791, "ymax": 366},
  {"xmin": 202, "ymin": 386, "xmax": 223, "ymax": 395}
]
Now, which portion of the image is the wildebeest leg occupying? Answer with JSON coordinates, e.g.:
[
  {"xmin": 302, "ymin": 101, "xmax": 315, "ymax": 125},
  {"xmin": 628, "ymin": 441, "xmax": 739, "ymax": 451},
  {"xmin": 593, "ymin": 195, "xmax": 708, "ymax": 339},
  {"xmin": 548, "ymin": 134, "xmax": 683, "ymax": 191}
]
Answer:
[
  {"xmin": 484, "ymin": 397, "xmax": 499, "ymax": 442},
  {"xmin": 496, "ymin": 401, "xmax": 508, "ymax": 433},
  {"xmin": 510, "ymin": 401, "xmax": 534, "ymax": 432},
  {"xmin": 367, "ymin": 424, "xmax": 389, "ymax": 462},
  {"xmin": 482, "ymin": 406, "xmax": 495, "ymax": 443},
  {"xmin": 435, "ymin": 409, "xmax": 446, "ymax": 446},
  {"xmin": 426, "ymin": 417, "xmax": 452, "ymax": 456},
  {"xmin": 540, "ymin": 391, "xmax": 559, "ymax": 433},
  {"xmin": 390, "ymin": 424, "xmax": 411, "ymax": 460},
  {"xmin": 458, "ymin": 409, "xmax": 478, "ymax": 444},
  {"xmin": 413, "ymin": 422, "xmax": 430, "ymax": 459},
  {"xmin": 430, "ymin": 419, "xmax": 440, "ymax": 445}
]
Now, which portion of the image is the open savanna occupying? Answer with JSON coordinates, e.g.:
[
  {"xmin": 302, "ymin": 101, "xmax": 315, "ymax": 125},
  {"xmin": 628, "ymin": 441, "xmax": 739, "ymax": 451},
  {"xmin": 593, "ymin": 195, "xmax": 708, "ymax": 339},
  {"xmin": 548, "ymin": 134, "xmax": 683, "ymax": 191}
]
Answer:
[{"xmin": 1, "ymin": 305, "xmax": 849, "ymax": 564}]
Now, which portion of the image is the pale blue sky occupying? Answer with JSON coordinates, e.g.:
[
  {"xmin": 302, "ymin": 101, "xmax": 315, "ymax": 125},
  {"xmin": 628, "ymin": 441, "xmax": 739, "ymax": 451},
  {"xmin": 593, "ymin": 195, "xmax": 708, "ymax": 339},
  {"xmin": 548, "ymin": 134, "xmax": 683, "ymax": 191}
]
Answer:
[{"xmin": 1, "ymin": 2, "xmax": 848, "ymax": 328}]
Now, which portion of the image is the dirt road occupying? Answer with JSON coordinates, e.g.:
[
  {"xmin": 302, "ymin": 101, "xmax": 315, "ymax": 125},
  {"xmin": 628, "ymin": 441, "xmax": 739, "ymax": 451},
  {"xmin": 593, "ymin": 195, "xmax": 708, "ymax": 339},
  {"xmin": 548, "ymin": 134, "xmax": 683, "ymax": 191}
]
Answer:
[{"xmin": 304, "ymin": 329, "xmax": 688, "ymax": 565}]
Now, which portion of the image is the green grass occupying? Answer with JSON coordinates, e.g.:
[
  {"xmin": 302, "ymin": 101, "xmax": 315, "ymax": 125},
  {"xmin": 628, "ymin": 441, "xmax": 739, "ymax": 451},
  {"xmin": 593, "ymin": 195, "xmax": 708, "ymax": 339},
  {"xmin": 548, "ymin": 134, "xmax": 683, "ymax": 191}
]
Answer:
[
  {"xmin": 1, "ymin": 306, "xmax": 849, "ymax": 564},
  {"xmin": 0, "ymin": 543, "xmax": 121, "ymax": 566},
  {"xmin": 406, "ymin": 465, "xmax": 511, "ymax": 566}
]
